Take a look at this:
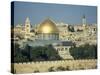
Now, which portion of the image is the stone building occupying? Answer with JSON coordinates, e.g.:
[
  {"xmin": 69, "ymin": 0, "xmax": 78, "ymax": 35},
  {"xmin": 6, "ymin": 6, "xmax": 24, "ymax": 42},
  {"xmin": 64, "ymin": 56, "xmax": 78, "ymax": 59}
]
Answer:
[
  {"xmin": 24, "ymin": 17, "xmax": 31, "ymax": 39},
  {"xmin": 12, "ymin": 16, "xmax": 97, "ymax": 59},
  {"xmin": 36, "ymin": 18, "xmax": 59, "ymax": 40},
  {"xmin": 52, "ymin": 41, "xmax": 73, "ymax": 59},
  {"xmin": 56, "ymin": 23, "xmax": 69, "ymax": 41}
]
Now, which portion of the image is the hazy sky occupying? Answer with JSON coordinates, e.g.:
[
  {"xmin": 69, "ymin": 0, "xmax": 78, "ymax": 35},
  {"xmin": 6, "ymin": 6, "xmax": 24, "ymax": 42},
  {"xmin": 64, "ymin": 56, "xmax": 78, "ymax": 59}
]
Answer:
[{"xmin": 13, "ymin": 1, "xmax": 97, "ymax": 26}]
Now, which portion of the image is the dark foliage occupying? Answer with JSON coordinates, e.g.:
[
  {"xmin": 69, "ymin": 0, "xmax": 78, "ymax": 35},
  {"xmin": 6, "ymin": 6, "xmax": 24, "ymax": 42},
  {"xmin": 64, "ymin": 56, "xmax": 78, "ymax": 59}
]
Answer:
[
  {"xmin": 48, "ymin": 66, "xmax": 55, "ymax": 72},
  {"xmin": 13, "ymin": 43, "xmax": 61, "ymax": 63},
  {"xmin": 70, "ymin": 44, "xmax": 97, "ymax": 59},
  {"xmin": 68, "ymin": 25, "xmax": 75, "ymax": 32}
]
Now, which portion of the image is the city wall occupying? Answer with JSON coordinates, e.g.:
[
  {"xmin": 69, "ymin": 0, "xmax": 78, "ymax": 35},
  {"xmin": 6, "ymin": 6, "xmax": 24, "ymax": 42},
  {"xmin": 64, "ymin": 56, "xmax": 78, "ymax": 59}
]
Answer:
[{"xmin": 12, "ymin": 59, "xmax": 97, "ymax": 74}]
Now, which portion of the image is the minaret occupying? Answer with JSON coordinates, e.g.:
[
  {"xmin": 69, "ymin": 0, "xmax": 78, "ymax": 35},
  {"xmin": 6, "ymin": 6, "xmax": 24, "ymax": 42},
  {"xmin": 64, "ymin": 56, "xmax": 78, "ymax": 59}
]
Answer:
[
  {"xmin": 82, "ymin": 15, "xmax": 88, "ymax": 37},
  {"xmin": 82, "ymin": 15, "xmax": 86, "ymax": 27},
  {"xmin": 25, "ymin": 17, "xmax": 31, "ymax": 39}
]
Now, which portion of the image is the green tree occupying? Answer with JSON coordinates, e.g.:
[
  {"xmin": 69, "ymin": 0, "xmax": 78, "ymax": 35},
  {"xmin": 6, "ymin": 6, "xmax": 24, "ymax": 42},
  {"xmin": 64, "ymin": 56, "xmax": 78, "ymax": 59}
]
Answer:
[
  {"xmin": 48, "ymin": 67, "xmax": 55, "ymax": 72},
  {"xmin": 70, "ymin": 44, "xmax": 97, "ymax": 59},
  {"xmin": 68, "ymin": 25, "xmax": 75, "ymax": 32}
]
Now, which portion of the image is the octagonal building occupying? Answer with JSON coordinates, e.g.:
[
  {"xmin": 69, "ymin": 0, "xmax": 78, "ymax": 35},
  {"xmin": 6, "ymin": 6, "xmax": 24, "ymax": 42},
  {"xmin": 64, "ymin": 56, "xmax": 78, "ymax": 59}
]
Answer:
[{"xmin": 37, "ymin": 18, "xmax": 59, "ymax": 40}]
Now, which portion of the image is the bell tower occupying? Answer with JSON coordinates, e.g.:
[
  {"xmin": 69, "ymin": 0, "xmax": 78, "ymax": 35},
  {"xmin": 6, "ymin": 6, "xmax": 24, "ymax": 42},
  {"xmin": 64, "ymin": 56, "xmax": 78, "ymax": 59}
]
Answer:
[{"xmin": 25, "ymin": 17, "xmax": 31, "ymax": 39}]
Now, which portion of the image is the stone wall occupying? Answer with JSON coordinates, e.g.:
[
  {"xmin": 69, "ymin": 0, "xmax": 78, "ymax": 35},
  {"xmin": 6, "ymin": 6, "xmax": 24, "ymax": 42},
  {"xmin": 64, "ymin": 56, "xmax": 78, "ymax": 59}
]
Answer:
[{"xmin": 12, "ymin": 59, "xmax": 97, "ymax": 74}]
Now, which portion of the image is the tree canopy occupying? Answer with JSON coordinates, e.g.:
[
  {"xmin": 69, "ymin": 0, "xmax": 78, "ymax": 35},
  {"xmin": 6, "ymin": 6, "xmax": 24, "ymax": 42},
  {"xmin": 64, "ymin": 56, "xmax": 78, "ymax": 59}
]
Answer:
[
  {"xmin": 69, "ymin": 44, "xmax": 97, "ymax": 59},
  {"xmin": 12, "ymin": 43, "xmax": 61, "ymax": 63}
]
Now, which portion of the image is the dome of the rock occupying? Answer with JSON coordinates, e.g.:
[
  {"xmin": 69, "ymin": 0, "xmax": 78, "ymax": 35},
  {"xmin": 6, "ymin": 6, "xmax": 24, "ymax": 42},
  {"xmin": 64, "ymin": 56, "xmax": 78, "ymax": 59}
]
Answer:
[
  {"xmin": 36, "ymin": 18, "xmax": 59, "ymax": 40},
  {"xmin": 37, "ymin": 18, "xmax": 59, "ymax": 33}
]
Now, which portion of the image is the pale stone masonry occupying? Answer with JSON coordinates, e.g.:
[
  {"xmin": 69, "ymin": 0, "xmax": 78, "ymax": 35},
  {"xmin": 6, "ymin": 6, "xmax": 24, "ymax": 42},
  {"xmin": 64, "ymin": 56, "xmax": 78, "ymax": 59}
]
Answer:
[
  {"xmin": 12, "ymin": 59, "xmax": 97, "ymax": 74},
  {"xmin": 12, "ymin": 16, "xmax": 97, "ymax": 73},
  {"xmin": 12, "ymin": 17, "xmax": 97, "ymax": 62}
]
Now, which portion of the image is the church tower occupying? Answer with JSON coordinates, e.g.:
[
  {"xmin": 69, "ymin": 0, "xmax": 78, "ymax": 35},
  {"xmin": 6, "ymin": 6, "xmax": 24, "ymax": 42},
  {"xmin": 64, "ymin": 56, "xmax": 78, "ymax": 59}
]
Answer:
[{"xmin": 25, "ymin": 17, "xmax": 31, "ymax": 39}]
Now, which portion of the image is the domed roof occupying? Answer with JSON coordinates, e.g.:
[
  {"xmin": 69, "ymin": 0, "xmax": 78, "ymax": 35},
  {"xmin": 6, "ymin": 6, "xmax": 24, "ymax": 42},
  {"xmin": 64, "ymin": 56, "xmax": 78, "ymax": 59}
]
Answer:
[
  {"xmin": 37, "ymin": 18, "xmax": 59, "ymax": 33},
  {"xmin": 16, "ymin": 24, "xmax": 22, "ymax": 28}
]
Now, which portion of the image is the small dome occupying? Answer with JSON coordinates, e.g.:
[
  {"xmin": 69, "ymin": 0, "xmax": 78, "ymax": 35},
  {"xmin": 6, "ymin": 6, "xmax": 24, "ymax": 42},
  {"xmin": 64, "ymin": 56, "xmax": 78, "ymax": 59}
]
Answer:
[
  {"xmin": 16, "ymin": 24, "xmax": 22, "ymax": 28},
  {"xmin": 37, "ymin": 18, "xmax": 59, "ymax": 33}
]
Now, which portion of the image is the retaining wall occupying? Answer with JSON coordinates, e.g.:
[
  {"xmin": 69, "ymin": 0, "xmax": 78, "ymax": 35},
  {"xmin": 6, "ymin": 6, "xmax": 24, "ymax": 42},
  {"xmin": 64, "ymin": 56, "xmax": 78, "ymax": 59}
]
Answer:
[{"xmin": 12, "ymin": 59, "xmax": 97, "ymax": 74}]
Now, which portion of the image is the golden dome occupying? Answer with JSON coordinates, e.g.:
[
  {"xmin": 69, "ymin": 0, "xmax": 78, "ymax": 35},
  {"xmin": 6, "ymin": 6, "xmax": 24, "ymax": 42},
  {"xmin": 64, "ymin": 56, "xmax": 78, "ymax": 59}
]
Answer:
[{"xmin": 37, "ymin": 18, "xmax": 59, "ymax": 33}]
